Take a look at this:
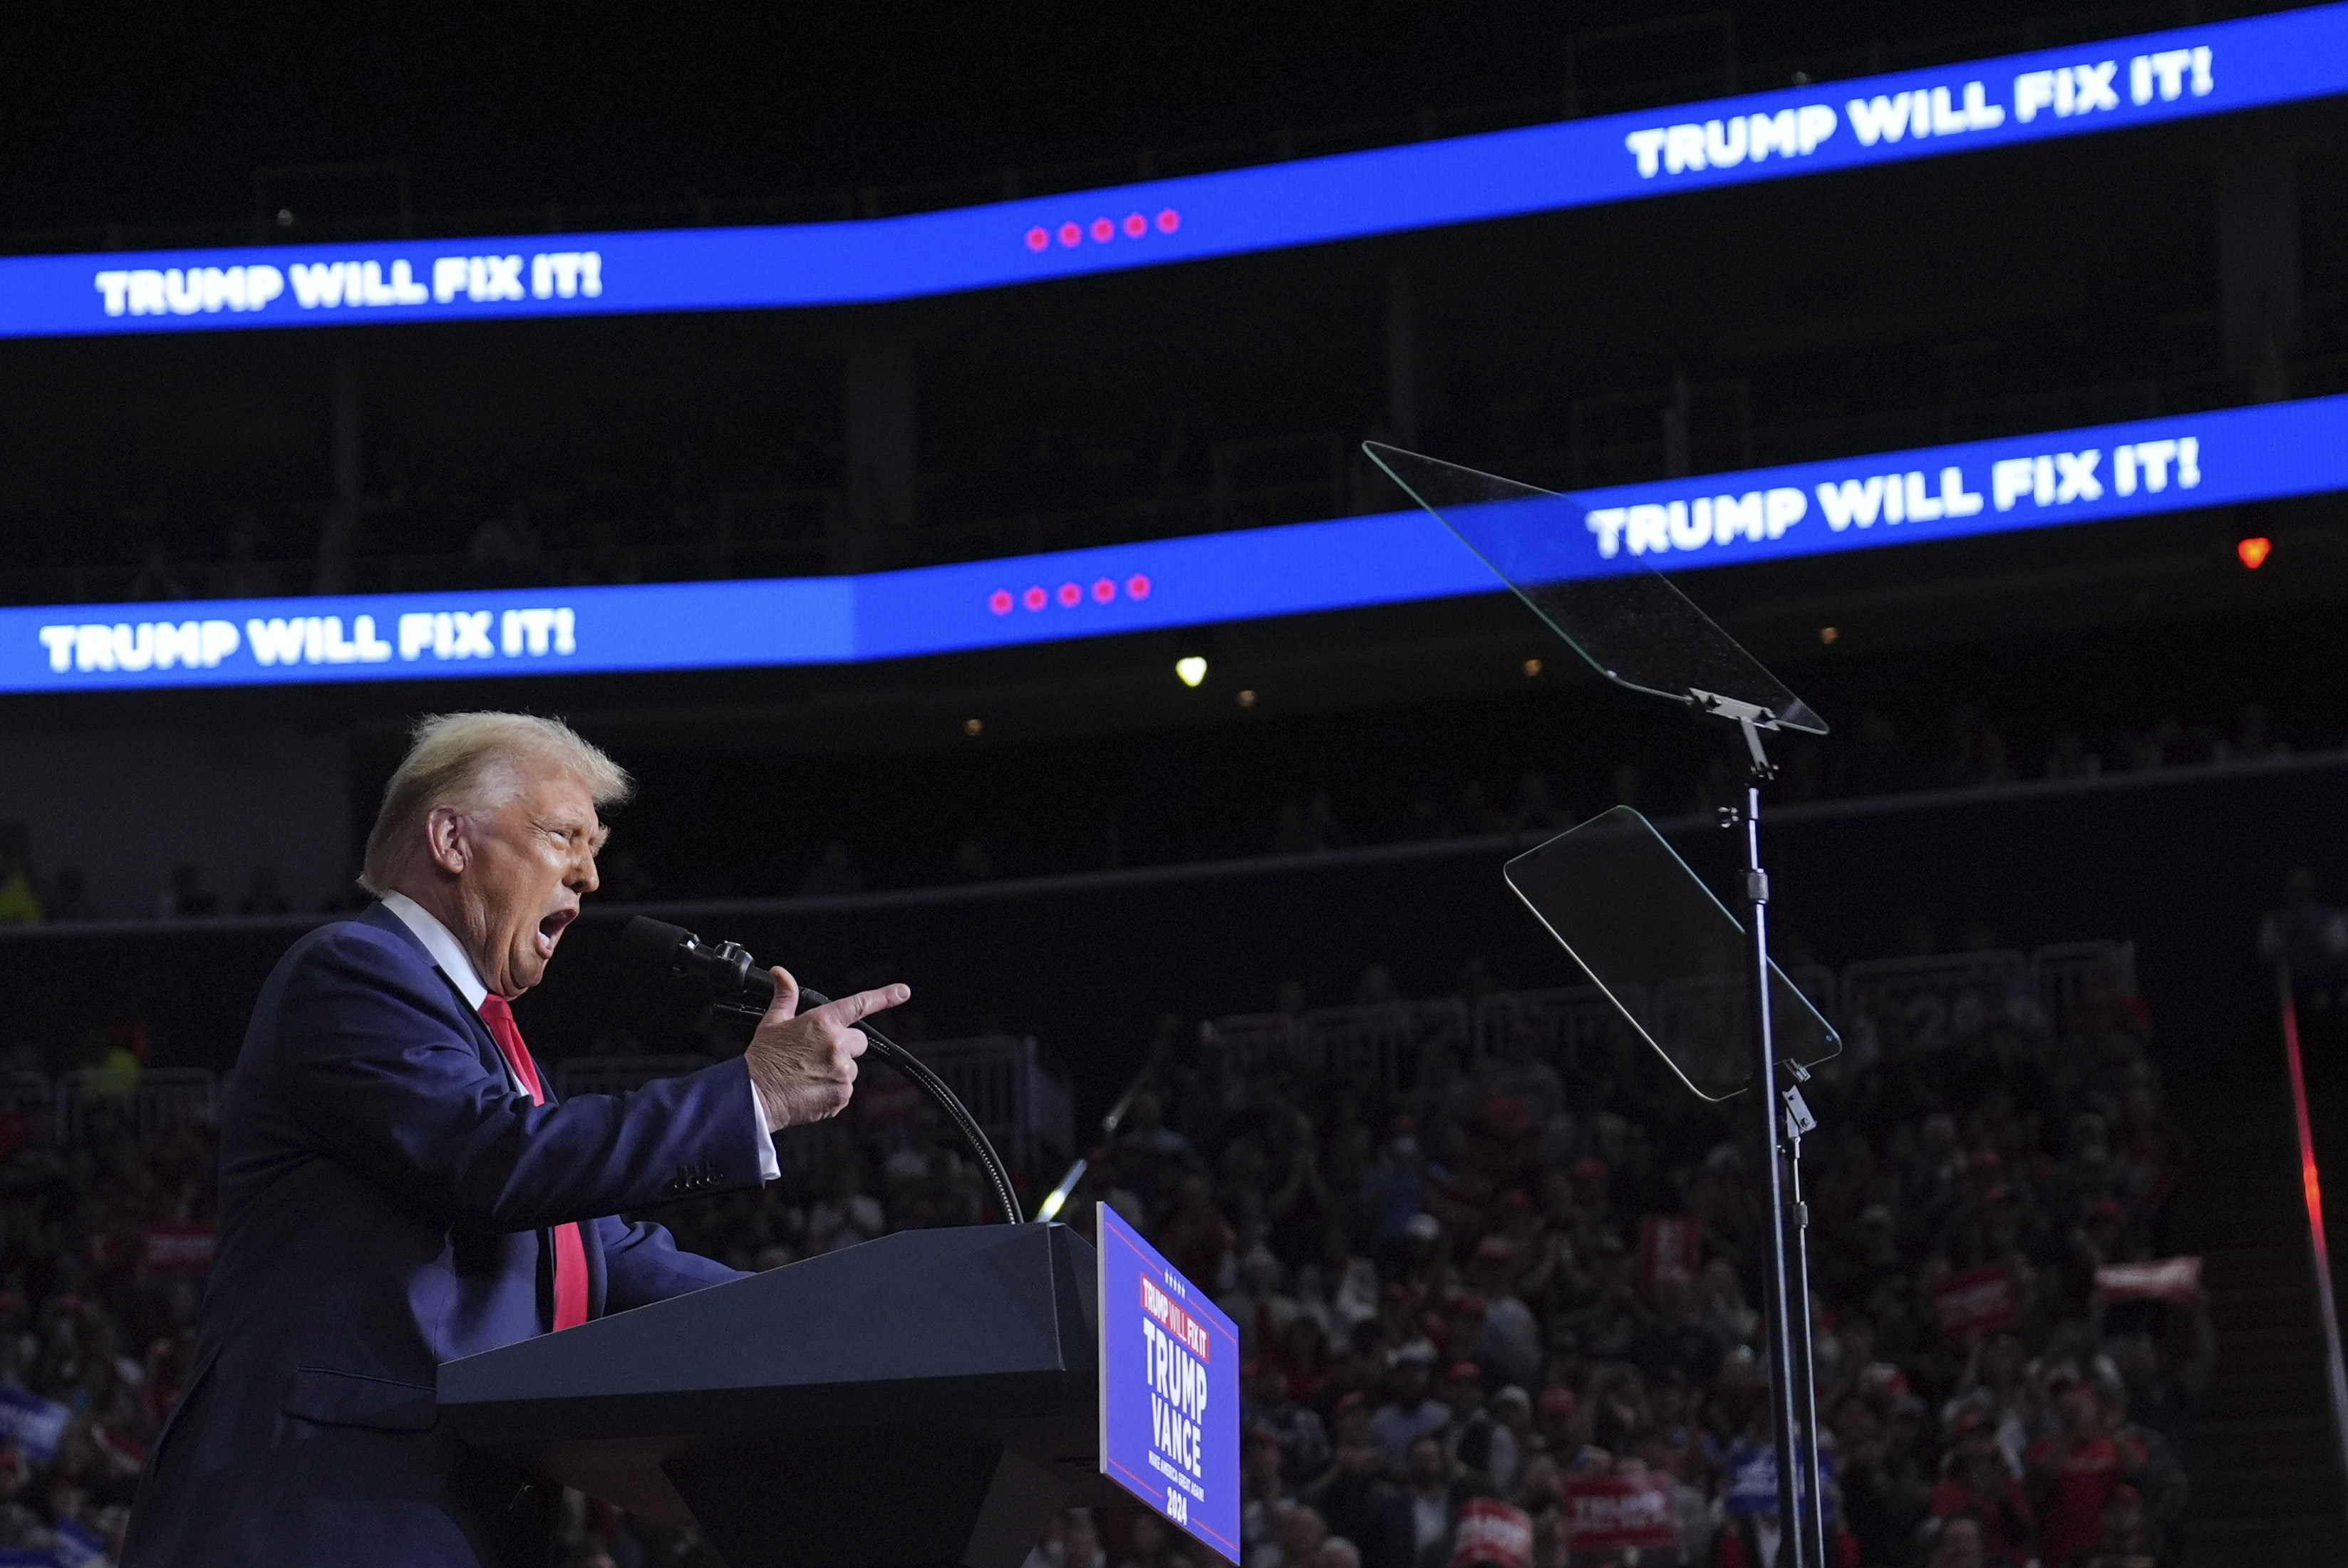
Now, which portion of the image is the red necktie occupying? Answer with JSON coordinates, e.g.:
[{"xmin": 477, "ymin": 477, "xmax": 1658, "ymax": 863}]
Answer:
[{"xmin": 477, "ymin": 994, "xmax": 590, "ymax": 1331}]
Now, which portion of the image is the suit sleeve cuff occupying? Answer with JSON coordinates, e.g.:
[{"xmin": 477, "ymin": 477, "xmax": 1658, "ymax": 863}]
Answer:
[{"xmin": 752, "ymin": 1077, "xmax": 780, "ymax": 1183}]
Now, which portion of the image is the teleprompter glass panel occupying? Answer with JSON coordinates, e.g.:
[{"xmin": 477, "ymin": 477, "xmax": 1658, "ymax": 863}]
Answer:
[
  {"xmin": 1504, "ymin": 807, "xmax": 1839, "ymax": 1101},
  {"xmin": 1365, "ymin": 443, "xmax": 1826, "ymax": 734}
]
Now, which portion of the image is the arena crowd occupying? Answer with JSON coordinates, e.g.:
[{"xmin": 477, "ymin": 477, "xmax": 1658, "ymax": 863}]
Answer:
[{"xmin": 0, "ymin": 945, "xmax": 2204, "ymax": 1567}]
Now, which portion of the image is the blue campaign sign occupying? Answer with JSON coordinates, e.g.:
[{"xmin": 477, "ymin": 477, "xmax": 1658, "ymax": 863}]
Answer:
[
  {"xmin": 0, "ymin": 6, "xmax": 2342, "ymax": 340},
  {"xmin": 1724, "ymin": 1443, "xmax": 1837, "ymax": 1520},
  {"xmin": 4, "ymin": 394, "xmax": 2343, "ymax": 695},
  {"xmin": 1097, "ymin": 1205, "xmax": 1240, "ymax": 1562},
  {"xmin": 0, "ymin": 1386, "xmax": 70, "ymax": 1464}
]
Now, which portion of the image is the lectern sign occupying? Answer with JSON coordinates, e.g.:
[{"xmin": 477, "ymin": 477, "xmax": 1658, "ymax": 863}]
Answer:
[{"xmin": 1097, "ymin": 1206, "xmax": 1241, "ymax": 1562}]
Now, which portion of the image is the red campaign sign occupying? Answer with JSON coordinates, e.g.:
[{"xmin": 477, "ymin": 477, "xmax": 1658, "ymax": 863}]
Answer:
[
  {"xmin": 1930, "ymin": 1263, "xmax": 2020, "ymax": 1339},
  {"xmin": 1637, "ymin": 1215, "xmax": 1702, "ymax": 1299},
  {"xmin": 1141, "ymin": 1275, "xmax": 1211, "ymax": 1361},
  {"xmin": 2096, "ymin": 1257, "xmax": 2203, "ymax": 1304},
  {"xmin": 140, "ymin": 1225, "xmax": 217, "ymax": 1274},
  {"xmin": 1563, "ymin": 1473, "xmax": 1681, "ymax": 1552},
  {"xmin": 1449, "ymin": 1497, "xmax": 1535, "ymax": 1568}
]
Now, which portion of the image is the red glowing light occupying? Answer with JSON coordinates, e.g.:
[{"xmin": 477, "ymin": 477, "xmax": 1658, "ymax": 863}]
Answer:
[
  {"xmin": 1126, "ymin": 573, "xmax": 1152, "ymax": 600},
  {"xmin": 1023, "ymin": 586, "xmax": 1048, "ymax": 611},
  {"xmin": 1057, "ymin": 581, "xmax": 1082, "ymax": 606},
  {"xmin": 1092, "ymin": 577, "xmax": 1117, "ymax": 603},
  {"xmin": 2281, "ymin": 982, "xmax": 2340, "ymax": 1334},
  {"xmin": 988, "ymin": 588, "xmax": 1014, "ymax": 616},
  {"xmin": 1057, "ymin": 223, "xmax": 1081, "ymax": 249},
  {"xmin": 1090, "ymin": 217, "xmax": 1114, "ymax": 243},
  {"xmin": 1023, "ymin": 227, "xmax": 1049, "ymax": 253},
  {"xmin": 2239, "ymin": 536, "xmax": 2272, "ymax": 569},
  {"xmin": 1156, "ymin": 208, "xmax": 1181, "ymax": 234},
  {"xmin": 1123, "ymin": 212, "xmax": 1147, "ymax": 238}
]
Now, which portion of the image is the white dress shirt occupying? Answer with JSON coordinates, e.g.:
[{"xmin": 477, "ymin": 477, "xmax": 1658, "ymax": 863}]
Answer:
[{"xmin": 380, "ymin": 891, "xmax": 778, "ymax": 1182}]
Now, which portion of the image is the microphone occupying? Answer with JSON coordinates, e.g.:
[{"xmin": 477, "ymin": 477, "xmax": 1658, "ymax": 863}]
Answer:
[
  {"xmin": 624, "ymin": 915, "xmax": 777, "ymax": 1012},
  {"xmin": 621, "ymin": 915, "xmax": 1024, "ymax": 1225}
]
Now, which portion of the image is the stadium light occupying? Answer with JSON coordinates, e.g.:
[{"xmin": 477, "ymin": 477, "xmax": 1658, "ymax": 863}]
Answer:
[
  {"xmin": 1175, "ymin": 655, "xmax": 1208, "ymax": 687},
  {"xmin": 2238, "ymin": 536, "xmax": 2272, "ymax": 568}
]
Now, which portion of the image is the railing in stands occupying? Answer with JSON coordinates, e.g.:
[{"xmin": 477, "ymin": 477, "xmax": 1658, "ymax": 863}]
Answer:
[
  {"xmin": 906, "ymin": 1036, "xmax": 1075, "ymax": 1168},
  {"xmin": 52, "ymin": 1067, "xmax": 217, "ymax": 1145},
  {"xmin": 1299, "ymin": 1000, "xmax": 1473, "ymax": 1090},
  {"xmin": 1, "ymin": 940, "xmax": 2136, "ymax": 1148},
  {"xmin": 2032, "ymin": 940, "xmax": 2138, "ymax": 1034},
  {"xmin": 549, "ymin": 1037, "xmax": 1077, "ymax": 1173},
  {"xmin": 1474, "ymin": 985, "xmax": 1645, "ymax": 1066}
]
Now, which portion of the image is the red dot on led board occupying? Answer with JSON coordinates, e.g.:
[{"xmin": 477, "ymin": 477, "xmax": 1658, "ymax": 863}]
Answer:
[
  {"xmin": 1023, "ymin": 227, "xmax": 1049, "ymax": 253},
  {"xmin": 1057, "ymin": 581, "xmax": 1082, "ymax": 606},
  {"xmin": 1092, "ymin": 577, "xmax": 1117, "ymax": 603},
  {"xmin": 1090, "ymin": 217, "xmax": 1114, "ymax": 242},
  {"xmin": 1023, "ymin": 586, "xmax": 1048, "ymax": 611},
  {"xmin": 1057, "ymin": 223, "xmax": 1081, "ymax": 248},
  {"xmin": 1155, "ymin": 209, "xmax": 1181, "ymax": 234},
  {"xmin": 989, "ymin": 589, "xmax": 1014, "ymax": 615},
  {"xmin": 1122, "ymin": 212, "xmax": 1147, "ymax": 238},
  {"xmin": 1126, "ymin": 573, "xmax": 1152, "ymax": 599}
]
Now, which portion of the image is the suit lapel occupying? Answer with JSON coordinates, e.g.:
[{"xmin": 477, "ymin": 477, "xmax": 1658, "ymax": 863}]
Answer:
[
  {"xmin": 360, "ymin": 903, "xmax": 508, "ymax": 1084},
  {"xmin": 360, "ymin": 902, "xmax": 609, "ymax": 1324}
]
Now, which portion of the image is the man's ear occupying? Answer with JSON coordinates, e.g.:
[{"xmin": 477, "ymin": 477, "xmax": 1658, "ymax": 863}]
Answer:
[{"xmin": 423, "ymin": 806, "xmax": 470, "ymax": 876}]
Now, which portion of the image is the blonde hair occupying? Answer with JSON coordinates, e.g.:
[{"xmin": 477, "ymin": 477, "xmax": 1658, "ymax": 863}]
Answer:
[{"xmin": 359, "ymin": 712, "xmax": 632, "ymax": 894}]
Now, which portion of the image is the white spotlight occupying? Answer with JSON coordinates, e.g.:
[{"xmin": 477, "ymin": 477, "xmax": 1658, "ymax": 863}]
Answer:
[{"xmin": 1175, "ymin": 655, "xmax": 1209, "ymax": 687}]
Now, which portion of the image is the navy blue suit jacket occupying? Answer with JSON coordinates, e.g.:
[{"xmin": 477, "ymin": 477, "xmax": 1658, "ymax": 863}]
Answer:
[{"xmin": 123, "ymin": 903, "xmax": 760, "ymax": 1567}]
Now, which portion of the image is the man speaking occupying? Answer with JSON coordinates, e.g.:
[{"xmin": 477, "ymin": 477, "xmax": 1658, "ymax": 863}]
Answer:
[{"xmin": 123, "ymin": 712, "xmax": 905, "ymax": 1567}]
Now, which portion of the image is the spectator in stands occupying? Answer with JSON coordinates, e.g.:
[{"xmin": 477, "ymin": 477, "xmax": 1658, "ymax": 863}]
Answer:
[
  {"xmin": 2261, "ymin": 868, "xmax": 2348, "ymax": 1002},
  {"xmin": 158, "ymin": 863, "xmax": 217, "ymax": 919},
  {"xmin": 1928, "ymin": 1408, "xmax": 2034, "ymax": 1566},
  {"xmin": 1248, "ymin": 1362, "xmax": 1332, "ymax": 1485},
  {"xmin": 1266, "ymin": 1504, "xmax": 1330, "ymax": 1568},
  {"xmin": 1465, "ymin": 1239, "xmax": 1540, "ymax": 1380},
  {"xmin": 1373, "ymin": 1435, "xmax": 1455, "ymax": 1568},
  {"xmin": 1360, "ymin": 1120, "xmax": 1429, "ymax": 1243},
  {"xmin": 1243, "ymin": 1428, "xmax": 1295, "ymax": 1566},
  {"xmin": 2072, "ymin": 1483, "xmax": 2155, "ymax": 1568},
  {"xmin": 1435, "ymin": 1361, "xmax": 1510, "ymax": 1487},
  {"xmin": 1923, "ymin": 1514, "xmax": 1985, "ymax": 1568},
  {"xmin": 0, "ymin": 824, "xmax": 42, "ymax": 924},
  {"xmin": 2090, "ymin": 1370, "xmax": 2188, "ymax": 1557},
  {"xmin": 43, "ymin": 865, "xmax": 89, "ymax": 922},
  {"xmin": 1161, "ymin": 1175, "xmax": 1236, "ymax": 1291},
  {"xmin": 2027, "ymin": 1366, "xmax": 2147, "ymax": 1567},
  {"xmin": 1370, "ymin": 1351, "xmax": 1449, "ymax": 1468},
  {"xmin": 1832, "ymin": 1389, "xmax": 1929, "ymax": 1564},
  {"xmin": 1307, "ymin": 1393, "xmax": 1392, "ymax": 1552}
]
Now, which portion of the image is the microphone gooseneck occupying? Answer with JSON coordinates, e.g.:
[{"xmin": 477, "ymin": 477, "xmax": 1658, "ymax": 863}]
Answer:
[{"xmin": 621, "ymin": 916, "xmax": 1025, "ymax": 1225}]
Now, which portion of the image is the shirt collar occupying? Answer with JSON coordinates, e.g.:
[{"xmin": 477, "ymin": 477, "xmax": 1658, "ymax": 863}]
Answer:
[{"xmin": 381, "ymin": 890, "xmax": 490, "ymax": 1012}]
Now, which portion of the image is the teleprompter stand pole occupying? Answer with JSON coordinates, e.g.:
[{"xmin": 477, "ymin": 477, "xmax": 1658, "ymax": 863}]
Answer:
[
  {"xmin": 1782, "ymin": 1068, "xmax": 1827, "ymax": 1568},
  {"xmin": 1702, "ymin": 693, "xmax": 1826, "ymax": 1568}
]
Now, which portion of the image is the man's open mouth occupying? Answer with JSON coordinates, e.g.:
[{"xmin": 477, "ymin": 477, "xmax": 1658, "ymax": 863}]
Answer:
[{"xmin": 536, "ymin": 908, "xmax": 576, "ymax": 955}]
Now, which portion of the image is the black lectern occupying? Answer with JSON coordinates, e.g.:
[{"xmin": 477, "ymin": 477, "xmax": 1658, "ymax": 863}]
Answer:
[{"xmin": 440, "ymin": 1224, "xmax": 1118, "ymax": 1568}]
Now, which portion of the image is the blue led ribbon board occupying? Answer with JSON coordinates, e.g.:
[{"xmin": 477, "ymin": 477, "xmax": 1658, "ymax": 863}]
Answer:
[
  {"xmin": 1, "ymin": 6, "xmax": 2343, "ymax": 339},
  {"xmin": 4, "ymin": 394, "xmax": 2341, "ymax": 693},
  {"xmin": 1097, "ymin": 1205, "xmax": 1239, "ymax": 1562}
]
